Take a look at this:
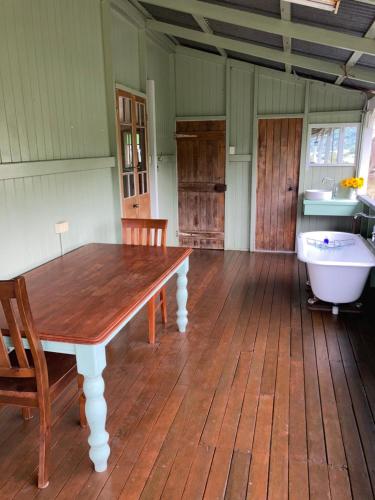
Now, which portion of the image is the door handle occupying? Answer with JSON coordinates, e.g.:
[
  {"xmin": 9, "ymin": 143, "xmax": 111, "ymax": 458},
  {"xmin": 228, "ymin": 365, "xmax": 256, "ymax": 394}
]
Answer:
[
  {"xmin": 133, "ymin": 203, "xmax": 140, "ymax": 208},
  {"xmin": 214, "ymin": 183, "xmax": 227, "ymax": 192}
]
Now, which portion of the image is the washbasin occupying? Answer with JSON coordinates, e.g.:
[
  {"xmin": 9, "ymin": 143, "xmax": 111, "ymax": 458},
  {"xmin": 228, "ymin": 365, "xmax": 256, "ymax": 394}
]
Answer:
[{"xmin": 304, "ymin": 189, "xmax": 332, "ymax": 201}]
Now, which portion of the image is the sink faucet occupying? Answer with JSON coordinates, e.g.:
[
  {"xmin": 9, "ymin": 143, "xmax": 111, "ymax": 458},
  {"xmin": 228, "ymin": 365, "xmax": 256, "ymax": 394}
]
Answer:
[{"xmin": 322, "ymin": 177, "xmax": 337, "ymax": 198}]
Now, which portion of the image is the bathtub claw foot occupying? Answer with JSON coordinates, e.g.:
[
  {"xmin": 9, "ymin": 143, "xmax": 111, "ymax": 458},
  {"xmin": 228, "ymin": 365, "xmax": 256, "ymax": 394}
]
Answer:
[
  {"xmin": 308, "ymin": 296, "xmax": 318, "ymax": 305},
  {"xmin": 307, "ymin": 296, "xmax": 319, "ymax": 305},
  {"xmin": 355, "ymin": 302, "xmax": 363, "ymax": 310},
  {"xmin": 332, "ymin": 304, "xmax": 339, "ymax": 315}
]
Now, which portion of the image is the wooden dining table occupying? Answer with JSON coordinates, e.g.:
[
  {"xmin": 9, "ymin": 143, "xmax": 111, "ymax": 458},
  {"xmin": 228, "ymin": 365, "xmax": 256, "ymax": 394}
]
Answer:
[{"xmin": 2, "ymin": 243, "xmax": 192, "ymax": 473}]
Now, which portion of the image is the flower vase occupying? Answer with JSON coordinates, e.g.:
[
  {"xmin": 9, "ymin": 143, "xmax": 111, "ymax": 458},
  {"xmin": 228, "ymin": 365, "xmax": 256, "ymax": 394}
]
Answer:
[{"xmin": 348, "ymin": 188, "xmax": 357, "ymax": 200}]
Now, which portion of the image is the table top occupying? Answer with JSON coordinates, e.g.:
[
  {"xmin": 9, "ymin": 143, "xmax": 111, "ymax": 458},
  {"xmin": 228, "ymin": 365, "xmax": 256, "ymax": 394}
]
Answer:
[{"xmin": 1, "ymin": 244, "xmax": 192, "ymax": 345}]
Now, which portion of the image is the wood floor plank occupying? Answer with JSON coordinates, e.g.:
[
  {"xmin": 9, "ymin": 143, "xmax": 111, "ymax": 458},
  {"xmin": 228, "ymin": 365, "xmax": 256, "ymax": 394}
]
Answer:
[{"xmin": 1, "ymin": 252, "xmax": 374, "ymax": 500}]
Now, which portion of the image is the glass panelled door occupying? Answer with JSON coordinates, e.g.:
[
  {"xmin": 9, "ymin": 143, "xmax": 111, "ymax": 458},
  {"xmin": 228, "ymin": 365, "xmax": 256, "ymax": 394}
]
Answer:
[{"xmin": 116, "ymin": 90, "xmax": 150, "ymax": 218}]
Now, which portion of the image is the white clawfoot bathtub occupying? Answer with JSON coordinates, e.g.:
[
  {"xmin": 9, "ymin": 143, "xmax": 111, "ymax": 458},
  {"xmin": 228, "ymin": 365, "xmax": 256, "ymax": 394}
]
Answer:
[{"xmin": 297, "ymin": 231, "xmax": 375, "ymax": 314}]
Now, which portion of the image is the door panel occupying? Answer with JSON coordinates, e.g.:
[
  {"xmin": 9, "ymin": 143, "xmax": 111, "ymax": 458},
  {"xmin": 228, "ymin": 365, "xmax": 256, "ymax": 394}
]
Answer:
[
  {"xmin": 256, "ymin": 118, "xmax": 302, "ymax": 252},
  {"xmin": 177, "ymin": 120, "xmax": 226, "ymax": 250}
]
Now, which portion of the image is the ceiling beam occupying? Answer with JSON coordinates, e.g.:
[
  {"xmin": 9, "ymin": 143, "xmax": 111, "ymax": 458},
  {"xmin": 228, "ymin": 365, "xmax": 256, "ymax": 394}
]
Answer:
[
  {"xmin": 280, "ymin": 1, "xmax": 291, "ymax": 73},
  {"xmin": 193, "ymin": 15, "xmax": 227, "ymax": 57},
  {"xmin": 335, "ymin": 19, "xmax": 375, "ymax": 85},
  {"xmin": 143, "ymin": 0, "xmax": 375, "ymax": 56},
  {"xmin": 147, "ymin": 19, "xmax": 375, "ymax": 84}
]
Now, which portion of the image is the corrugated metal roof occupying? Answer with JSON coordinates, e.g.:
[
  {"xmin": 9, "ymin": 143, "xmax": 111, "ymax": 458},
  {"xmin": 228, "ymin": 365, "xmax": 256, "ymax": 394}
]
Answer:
[
  {"xmin": 291, "ymin": 0, "xmax": 374, "ymax": 36},
  {"xmin": 203, "ymin": 0, "xmax": 281, "ymax": 17},
  {"xmin": 358, "ymin": 54, "xmax": 375, "ymax": 69},
  {"xmin": 175, "ymin": 37, "xmax": 220, "ymax": 54},
  {"xmin": 292, "ymin": 66, "xmax": 338, "ymax": 83},
  {"xmin": 343, "ymin": 78, "xmax": 375, "ymax": 91},
  {"xmin": 208, "ymin": 19, "xmax": 283, "ymax": 49},
  {"xmin": 140, "ymin": 0, "xmax": 375, "ymax": 91},
  {"xmin": 292, "ymin": 39, "xmax": 352, "ymax": 63},
  {"xmin": 140, "ymin": 2, "xmax": 200, "ymax": 29},
  {"xmin": 226, "ymin": 49, "xmax": 285, "ymax": 70}
]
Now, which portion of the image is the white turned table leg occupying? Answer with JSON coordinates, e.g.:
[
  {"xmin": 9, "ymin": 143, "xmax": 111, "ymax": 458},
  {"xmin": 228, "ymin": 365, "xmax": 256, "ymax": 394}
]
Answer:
[
  {"xmin": 76, "ymin": 344, "xmax": 110, "ymax": 472},
  {"xmin": 176, "ymin": 258, "xmax": 189, "ymax": 333}
]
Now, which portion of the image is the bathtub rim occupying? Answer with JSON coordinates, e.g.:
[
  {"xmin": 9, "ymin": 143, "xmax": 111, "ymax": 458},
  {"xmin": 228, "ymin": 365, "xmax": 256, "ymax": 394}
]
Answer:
[{"xmin": 297, "ymin": 232, "xmax": 375, "ymax": 268}]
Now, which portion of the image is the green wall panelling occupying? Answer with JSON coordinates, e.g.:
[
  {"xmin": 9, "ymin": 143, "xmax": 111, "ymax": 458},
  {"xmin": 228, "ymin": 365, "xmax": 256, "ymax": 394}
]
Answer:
[
  {"xmin": 229, "ymin": 63, "xmax": 253, "ymax": 155},
  {"xmin": 146, "ymin": 37, "xmax": 176, "ymax": 155},
  {"xmin": 257, "ymin": 69, "xmax": 305, "ymax": 116},
  {"xmin": 175, "ymin": 48, "xmax": 226, "ymax": 117},
  {"xmin": 111, "ymin": 7, "xmax": 142, "ymax": 91},
  {"xmin": 157, "ymin": 156, "xmax": 178, "ymax": 246},
  {"xmin": 309, "ymin": 81, "xmax": 366, "ymax": 113},
  {"xmin": 0, "ymin": 0, "xmax": 109, "ymax": 163},
  {"xmin": 225, "ymin": 161, "xmax": 251, "ymax": 250},
  {"xmin": 0, "ymin": 165, "xmax": 117, "ymax": 279}
]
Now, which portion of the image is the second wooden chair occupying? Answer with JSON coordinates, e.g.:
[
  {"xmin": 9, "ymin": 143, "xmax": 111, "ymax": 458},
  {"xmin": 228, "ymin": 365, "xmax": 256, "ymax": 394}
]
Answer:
[{"xmin": 121, "ymin": 218, "xmax": 168, "ymax": 344}]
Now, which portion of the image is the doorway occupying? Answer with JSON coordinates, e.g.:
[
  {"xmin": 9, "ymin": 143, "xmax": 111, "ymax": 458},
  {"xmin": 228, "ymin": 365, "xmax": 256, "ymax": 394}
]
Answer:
[
  {"xmin": 176, "ymin": 120, "xmax": 226, "ymax": 249},
  {"xmin": 116, "ymin": 89, "xmax": 150, "ymax": 219},
  {"xmin": 256, "ymin": 118, "xmax": 302, "ymax": 252}
]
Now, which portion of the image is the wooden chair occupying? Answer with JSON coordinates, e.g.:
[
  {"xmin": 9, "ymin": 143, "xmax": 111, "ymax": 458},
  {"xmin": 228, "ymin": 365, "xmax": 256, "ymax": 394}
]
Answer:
[
  {"xmin": 0, "ymin": 276, "xmax": 86, "ymax": 489},
  {"xmin": 121, "ymin": 218, "xmax": 168, "ymax": 344}
]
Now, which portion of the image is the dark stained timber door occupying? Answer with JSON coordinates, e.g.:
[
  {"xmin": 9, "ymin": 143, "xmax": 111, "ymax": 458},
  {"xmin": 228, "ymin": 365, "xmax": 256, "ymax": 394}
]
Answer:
[
  {"xmin": 256, "ymin": 118, "xmax": 302, "ymax": 252},
  {"xmin": 176, "ymin": 120, "xmax": 226, "ymax": 250}
]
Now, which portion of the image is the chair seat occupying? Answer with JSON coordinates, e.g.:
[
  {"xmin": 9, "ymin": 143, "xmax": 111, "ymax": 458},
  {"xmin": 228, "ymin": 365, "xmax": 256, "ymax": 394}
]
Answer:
[{"xmin": 0, "ymin": 350, "xmax": 77, "ymax": 400}]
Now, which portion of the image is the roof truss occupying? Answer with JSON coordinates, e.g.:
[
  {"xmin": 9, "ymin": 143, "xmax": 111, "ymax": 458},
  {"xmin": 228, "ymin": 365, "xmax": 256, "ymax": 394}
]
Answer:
[
  {"xmin": 147, "ymin": 19, "xmax": 375, "ymax": 85},
  {"xmin": 143, "ymin": 0, "xmax": 375, "ymax": 57}
]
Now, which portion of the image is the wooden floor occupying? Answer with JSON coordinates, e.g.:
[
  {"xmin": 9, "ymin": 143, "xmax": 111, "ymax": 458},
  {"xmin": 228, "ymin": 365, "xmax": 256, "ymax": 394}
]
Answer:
[{"xmin": 1, "ymin": 250, "xmax": 375, "ymax": 499}]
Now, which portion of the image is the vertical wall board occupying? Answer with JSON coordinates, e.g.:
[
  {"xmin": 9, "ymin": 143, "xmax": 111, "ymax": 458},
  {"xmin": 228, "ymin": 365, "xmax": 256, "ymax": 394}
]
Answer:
[
  {"xmin": 225, "ymin": 161, "xmax": 251, "ymax": 250},
  {"xmin": 175, "ymin": 52, "xmax": 226, "ymax": 117},
  {"xmin": 0, "ymin": 167, "xmax": 117, "ymax": 279},
  {"xmin": 0, "ymin": 0, "xmax": 109, "ymax": 163},
  {"xmin": 309, "ymin": 81, "xmax": 366, "ymax": 113},
  {"xmin": 0, "ymin": 0, "xmax": 118, "ymax": 276},
  {"xmin": 146, "ymin": 39, "xmax": 176, "ymax": 155},
  {"xmin": 111, "ymin": 8, "xmax": 141, "ymax": 91},
  {"xmin": 229, "ymin": 65, "xmax": 254, "ymax": 155},
  {"xmin": 257, "ymin": 72, "xmax": 305, "ymax": 116},
  {"xmin": 157, "ymin": 157, "xmax": 179, "ymax": 246}
]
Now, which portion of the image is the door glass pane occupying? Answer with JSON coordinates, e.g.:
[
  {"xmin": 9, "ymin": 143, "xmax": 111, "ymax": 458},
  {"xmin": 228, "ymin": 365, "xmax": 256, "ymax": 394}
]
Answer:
[
  {"xmin": 136, "ymin": 102, "xmax": 145, "ymax": 127},
  {"xmin": 121, "ymin": 127, "xmax": 133, "ymax": 173},
  {"xmin": 137, "ymin": 172, "xmax": 148, "ymax": 195},
  {"xmin": 124, "ymin": 97, "xmax": 132, "ymax": 125},
  {"xmin": 342, "ymin": 126, "xmax": 357, "ymax": 164},
  {"xmin": 123, "ymin": 173, "xmax": 135, "ymax": 198},
  {"xmin": 136, "ymin": 128, "xmax": 147, "ymax": 172}
]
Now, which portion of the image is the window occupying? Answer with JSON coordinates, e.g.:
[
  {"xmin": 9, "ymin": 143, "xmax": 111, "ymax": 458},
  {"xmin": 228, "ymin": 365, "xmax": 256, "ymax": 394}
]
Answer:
[{"xmin": 307, "ymin": 124, "xmax": 360, "ymax": 167}]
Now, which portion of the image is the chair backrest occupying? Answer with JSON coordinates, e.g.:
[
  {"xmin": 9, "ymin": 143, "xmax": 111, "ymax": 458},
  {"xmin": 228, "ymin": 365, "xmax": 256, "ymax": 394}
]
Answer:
[
  {"xmin": 121, "ymin": 218, "xmax": 168, "ymax": 248},
  {"xmin": 0, "ymin": 277, "xmax": 48, "ymax": 387}
]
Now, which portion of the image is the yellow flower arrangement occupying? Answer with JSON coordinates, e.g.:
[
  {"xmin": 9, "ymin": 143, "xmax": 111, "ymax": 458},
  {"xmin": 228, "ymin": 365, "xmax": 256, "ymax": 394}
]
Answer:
[{"xmin": 340, "ymin": 177, "xmax": 364, "ymax": 189}]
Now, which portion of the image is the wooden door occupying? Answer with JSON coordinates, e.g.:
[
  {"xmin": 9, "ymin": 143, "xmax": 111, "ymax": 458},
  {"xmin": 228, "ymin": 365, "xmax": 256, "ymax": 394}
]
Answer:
[
  {"xmin": 176, "ymin": 120, "xmax": 226, "ymax": 250},
  {"xmin": 256, "ymin": 118, "xmax": 302, "ymax": 252},
  {"xmin": 116, "ymin": 90, "xmax": 150, "ymax": 219}
]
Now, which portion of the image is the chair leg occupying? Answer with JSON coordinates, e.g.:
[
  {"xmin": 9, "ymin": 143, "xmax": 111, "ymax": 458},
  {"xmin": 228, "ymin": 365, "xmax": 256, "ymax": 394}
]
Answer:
[
  {"xmin": 160, "ymin": 287, "xmax": 167, "ymax": 324},
  {"xmin": 77, "ymin": 375, "xmax": 87, "ymax": 429},
  {"xmin": 38, "ymin": 401, "xmax": 51, "ymax": 489},
  {"xmin": 148, "ymin": 296, "xmax": 156, "ymax": 344},
  {"xmin": 22, "ymin": 408, "xmax": 33, "ymax": 420}
]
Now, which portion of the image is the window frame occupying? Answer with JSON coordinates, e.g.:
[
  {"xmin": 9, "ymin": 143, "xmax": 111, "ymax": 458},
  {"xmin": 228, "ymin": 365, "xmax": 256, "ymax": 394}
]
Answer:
[{"xmin": 307, "ymin": 122, "xmax": 360, "ymax": 168}]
